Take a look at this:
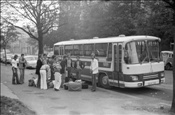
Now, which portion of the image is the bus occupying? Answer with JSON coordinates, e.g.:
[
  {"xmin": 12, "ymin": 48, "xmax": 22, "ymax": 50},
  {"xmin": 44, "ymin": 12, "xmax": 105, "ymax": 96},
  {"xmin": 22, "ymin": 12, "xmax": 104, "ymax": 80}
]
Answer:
[{"xmin": 53, "ymin": 35, "xmax": 165, "ymax": 88}]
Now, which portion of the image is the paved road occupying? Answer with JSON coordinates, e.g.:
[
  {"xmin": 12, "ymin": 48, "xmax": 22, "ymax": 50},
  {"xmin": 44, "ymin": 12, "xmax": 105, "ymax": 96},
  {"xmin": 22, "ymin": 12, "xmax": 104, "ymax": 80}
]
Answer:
[{"xmin": 0, "ymin": 64, "xmax": 173, "ymax": 115}]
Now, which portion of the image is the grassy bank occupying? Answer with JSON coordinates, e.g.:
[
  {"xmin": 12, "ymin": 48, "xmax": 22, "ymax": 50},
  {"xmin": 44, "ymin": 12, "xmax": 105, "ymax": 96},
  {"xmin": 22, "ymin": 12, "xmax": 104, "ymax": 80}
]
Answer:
[{"xmin": 0, "ymin": 96, "xmax": 36, "ymax": 115}]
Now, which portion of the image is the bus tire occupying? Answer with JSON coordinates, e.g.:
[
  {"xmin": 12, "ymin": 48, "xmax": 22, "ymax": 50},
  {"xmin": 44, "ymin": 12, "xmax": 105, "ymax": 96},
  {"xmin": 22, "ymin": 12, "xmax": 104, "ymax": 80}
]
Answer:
[
  {"xmin": 165, "ymin": 63, "xmax": 171, "ymax": 70},
  {"xmin": 99, "ymin": 74, "xmax": 110, "ymax": 89}
]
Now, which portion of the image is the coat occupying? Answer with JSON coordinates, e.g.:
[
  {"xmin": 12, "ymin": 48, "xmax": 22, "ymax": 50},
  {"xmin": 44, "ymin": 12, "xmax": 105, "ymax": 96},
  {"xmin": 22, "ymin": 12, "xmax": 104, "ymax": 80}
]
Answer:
[
  {"xmin": 74, "ymin": 60, "xmax": 85, "ymax": 69},
  {"xmin": 35, "ymin": 59, "xmax": 43, "ymax": 75},
  {"xmin": 18, "ymin": 57, "xmax": 27, "ymax": 69},
  {"xmin": 60, "ymin": 59, "xmax": 67, "ymax": 74}
]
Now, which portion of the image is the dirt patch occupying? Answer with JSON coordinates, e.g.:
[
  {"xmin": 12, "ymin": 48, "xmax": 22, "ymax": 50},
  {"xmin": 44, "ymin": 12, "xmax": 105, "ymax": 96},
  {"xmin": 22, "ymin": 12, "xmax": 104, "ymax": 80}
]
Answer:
[{"xmin": 0, "ymin": 96, "xmax": 36, "ymax": 115}]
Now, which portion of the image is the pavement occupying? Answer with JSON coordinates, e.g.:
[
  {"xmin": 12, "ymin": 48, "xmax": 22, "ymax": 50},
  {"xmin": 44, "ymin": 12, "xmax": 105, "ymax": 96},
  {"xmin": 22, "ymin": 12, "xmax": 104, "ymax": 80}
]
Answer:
[{"xmin": 1, "ymin": 83, "xmax": 19, "ymax": 99}]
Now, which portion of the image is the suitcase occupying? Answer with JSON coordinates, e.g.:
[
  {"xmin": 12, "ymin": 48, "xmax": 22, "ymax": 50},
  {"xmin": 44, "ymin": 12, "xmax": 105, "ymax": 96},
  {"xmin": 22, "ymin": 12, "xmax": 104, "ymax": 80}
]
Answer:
[
  {"xmin": 82, "ymin": 83, "xmax": 88, "ymax": 89},
  {"xmin": 64, "ymin": 85, "xmax": 68, "ymax": 90},
  {"xmin": 68, "ymin": 82, "xmax": 82, "ymax": 91}
]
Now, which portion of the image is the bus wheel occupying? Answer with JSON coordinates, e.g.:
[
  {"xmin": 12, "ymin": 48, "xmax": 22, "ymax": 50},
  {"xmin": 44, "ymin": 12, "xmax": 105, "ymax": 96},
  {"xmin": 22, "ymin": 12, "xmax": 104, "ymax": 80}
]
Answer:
[
  {"xmin": 165, "ymin": 63, "xmax": 171, "ymax": 70},
  {"xmin": 99, "ymin": 74, "xmax": 110, "ymax": 89}
]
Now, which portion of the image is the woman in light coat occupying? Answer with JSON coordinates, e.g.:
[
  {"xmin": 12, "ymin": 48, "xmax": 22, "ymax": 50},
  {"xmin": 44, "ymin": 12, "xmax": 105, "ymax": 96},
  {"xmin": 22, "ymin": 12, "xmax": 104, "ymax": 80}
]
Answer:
[
  {"xmin": 53, "ymin": 59, "xmax": 62, "ymax": 91},
  {"xmin": 40, "ymin": 60, "xmax": 51, "ymax": 90}
]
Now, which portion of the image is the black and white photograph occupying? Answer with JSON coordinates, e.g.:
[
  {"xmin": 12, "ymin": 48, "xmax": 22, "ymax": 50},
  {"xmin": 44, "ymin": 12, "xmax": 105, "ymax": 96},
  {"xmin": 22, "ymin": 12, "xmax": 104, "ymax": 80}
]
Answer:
[{"xmin": 0, "ymin": 0, "xmax": 175, "ymax": 115}]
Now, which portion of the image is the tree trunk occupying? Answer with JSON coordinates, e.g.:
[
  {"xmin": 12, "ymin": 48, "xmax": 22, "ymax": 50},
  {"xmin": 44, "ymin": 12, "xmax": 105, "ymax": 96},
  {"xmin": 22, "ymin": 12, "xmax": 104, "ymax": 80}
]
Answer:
[
  {"xmin": 170, "ymin": 27, "xmax": 175, "ymax": 113},
  {"xmin": 38, "ymin": 31, "xmax": 44, "ymax": 55},
  {"xmin": 4, "ymin": 47, "xmax": 7, "ymax": 66}
]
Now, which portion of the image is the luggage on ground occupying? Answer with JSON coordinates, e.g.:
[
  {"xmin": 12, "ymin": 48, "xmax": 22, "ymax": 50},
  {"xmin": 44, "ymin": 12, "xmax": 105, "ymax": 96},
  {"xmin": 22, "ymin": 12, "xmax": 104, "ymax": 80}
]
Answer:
[
  {"xmin": 64, "ymin": 81, "xmax": 82, "ymax": 91},
  {"xmin": 68, "ymin": 82, "xmax": 82, "ymax": 91},
  {"xmin": 28, "ymin": 79, "xmax": 35, "ymax": 86},
  {"xmin": 82, "ymin": 82, "xmax": 88, "ymax": 89}
]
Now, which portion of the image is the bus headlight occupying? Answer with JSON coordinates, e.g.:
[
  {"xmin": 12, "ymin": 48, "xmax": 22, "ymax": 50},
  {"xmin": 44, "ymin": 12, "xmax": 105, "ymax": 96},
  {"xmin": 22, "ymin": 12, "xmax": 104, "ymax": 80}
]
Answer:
[
  {"xmin": 160, "ymin": 72, "xmax": 164, "ymax": 77},
  {"xmin": 130, "ymin": 76, "xmax": 138, "ymax": 81}
]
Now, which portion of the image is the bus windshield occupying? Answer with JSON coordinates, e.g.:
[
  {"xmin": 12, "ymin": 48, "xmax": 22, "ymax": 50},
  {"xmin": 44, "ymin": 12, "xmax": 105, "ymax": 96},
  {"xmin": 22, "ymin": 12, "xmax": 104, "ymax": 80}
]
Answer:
[{"xmin": 124, "ymin": 40, "xmax": 160, "ymax": 64}]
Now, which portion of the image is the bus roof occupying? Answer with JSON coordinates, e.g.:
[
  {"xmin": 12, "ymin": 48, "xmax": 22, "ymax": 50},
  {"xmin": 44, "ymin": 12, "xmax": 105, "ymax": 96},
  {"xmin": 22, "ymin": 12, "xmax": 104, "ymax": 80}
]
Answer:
[
  {"xmin": 161, "ymin": 51, "xmax": 173, "ymax": 54},
  {"xmin": 54, "ymin": 35, "xmax": 160, "ymax": 46}
]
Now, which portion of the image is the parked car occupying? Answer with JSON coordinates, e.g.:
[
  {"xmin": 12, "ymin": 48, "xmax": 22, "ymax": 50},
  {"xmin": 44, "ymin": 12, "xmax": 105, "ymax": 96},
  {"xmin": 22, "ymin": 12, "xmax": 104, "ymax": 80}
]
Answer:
[
  {"xmin": 25, "ymin": 55, "xmax": 38, "ymax": 69},
  {"xmin": 161, "ymin": 51, "xmax": 173, "ymax": 70},
  {"xmin": 1, "ymin": 54, "xmax": 14, "ymax": 64}
]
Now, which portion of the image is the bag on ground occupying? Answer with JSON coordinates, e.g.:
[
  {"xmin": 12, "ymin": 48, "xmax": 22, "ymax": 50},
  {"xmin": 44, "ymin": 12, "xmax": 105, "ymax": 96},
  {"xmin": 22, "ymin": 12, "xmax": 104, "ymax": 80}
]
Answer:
[
  {"xmin": 28, "ymin": 79, "xmax": 34, "ymax": 86},
  {"xmin": 47, "ymin": 80, "xmax": 54, "ymax": 88},
  {"xmin": 68, "ymin": 82, "xmax": 82, "ymax": 91},
  {"xmin": 82, "ymin": 82, "xmax": 88, "ymax": 89}
]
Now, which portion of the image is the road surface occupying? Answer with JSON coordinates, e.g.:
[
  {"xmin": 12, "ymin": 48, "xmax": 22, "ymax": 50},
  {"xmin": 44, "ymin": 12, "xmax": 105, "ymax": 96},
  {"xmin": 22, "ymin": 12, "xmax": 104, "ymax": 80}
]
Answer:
[{"xmin": 0, "ymin": 64, "xmax": 173, "ymax": 115}]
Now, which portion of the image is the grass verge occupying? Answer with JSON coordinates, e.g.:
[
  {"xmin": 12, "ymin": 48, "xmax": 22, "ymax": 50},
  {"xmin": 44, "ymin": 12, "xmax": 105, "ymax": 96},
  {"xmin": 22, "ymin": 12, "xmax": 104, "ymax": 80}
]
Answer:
[{"xmin": 0, "ymin": 96, "xmax": 36, "ymax": 115}]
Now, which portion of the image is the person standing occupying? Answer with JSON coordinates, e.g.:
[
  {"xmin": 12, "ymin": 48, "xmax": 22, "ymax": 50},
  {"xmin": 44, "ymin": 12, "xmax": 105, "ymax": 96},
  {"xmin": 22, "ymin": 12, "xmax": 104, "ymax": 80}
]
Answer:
[
  {"xmin": 60, "ymin": 55, "xmax": 67, "ymax": 87},
  {"xmin": 40, "ymin": 60, "xmax": 51, "ymax": 90},
  {"xmin": 48, "ymin": 55, "xmax": 55, "ymax": 81},
  {"xmin": 74, "ymin": 56, "xmax": 85, "ymax": 80},
  {"xmin": 53, "ymin": 59, "xmax": 62, "ymax": 91},
  {"xmin": 18, "ymin": 54, "xmax": 27, "ymax": 84},
  {"xmin": 35, "ymin": 54, "xmax": 43, "ymax": 88},
  {"xmin": 66, "ymin": 54, "xmax": 73, "ymax": 78},
  {"xmin": 11, "ymin": 55, "xmax": 20, "ymax": 84},
  {"xmin": 90, "ymin": 53, "xmax": 99, "ymax": 92}
]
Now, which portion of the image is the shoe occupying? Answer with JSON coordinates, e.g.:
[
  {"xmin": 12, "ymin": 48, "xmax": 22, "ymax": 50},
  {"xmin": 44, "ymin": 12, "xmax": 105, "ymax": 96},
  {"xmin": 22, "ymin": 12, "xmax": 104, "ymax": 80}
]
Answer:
[
  {"xmin": 91, "ymin": 89, "xmax": 95, "ymax": 92},
  {"xmin": 54, "ymin": 88, "xmax": 59, "ymax": 91}
]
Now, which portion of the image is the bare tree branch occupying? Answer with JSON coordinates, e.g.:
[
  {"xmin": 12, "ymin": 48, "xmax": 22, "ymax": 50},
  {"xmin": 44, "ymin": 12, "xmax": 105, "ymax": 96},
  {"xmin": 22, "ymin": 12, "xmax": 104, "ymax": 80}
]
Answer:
[
  {"xmin": 5, "ymin": 0, "xmax": 37, "ymax": 24},
  {"xmin": 15, "ymin": 26, "xmax": 38, "ymax": 40},
  {"xmin": 43, "ymin": 23, "xmax": 67, "ymax": 34},
  {"xmin": 162, "ymin": 0, "xmax": 175, "ymax": 10}
]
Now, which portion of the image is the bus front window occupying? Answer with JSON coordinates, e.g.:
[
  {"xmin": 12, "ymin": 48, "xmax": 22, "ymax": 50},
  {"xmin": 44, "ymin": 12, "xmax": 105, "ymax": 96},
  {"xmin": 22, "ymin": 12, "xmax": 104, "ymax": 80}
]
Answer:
[
  {"xmin": 147, "ymin": 40, "xmax": 160, "ymax": 62},
  {"xmin": 124, "ymin": 41, "xmax": 148, "ymax": 64}
]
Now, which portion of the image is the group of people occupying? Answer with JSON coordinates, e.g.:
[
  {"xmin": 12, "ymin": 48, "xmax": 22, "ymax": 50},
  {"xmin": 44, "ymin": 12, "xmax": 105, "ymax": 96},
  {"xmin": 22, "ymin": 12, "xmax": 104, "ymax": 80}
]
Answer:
[
  {"xmin": 11, "ymin": 54, "xmax": 27, "ymax": 85},
  {"xmin": 11, "ymin": 52, "xmax": 99, "ymax": 92}
]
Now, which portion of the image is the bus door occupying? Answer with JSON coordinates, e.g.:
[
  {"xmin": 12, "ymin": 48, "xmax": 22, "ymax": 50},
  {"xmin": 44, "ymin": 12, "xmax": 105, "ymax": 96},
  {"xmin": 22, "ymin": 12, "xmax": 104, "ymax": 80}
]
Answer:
[{"xmin": 113, "ymin": 43, "xmax": 123, "ymax": 87}]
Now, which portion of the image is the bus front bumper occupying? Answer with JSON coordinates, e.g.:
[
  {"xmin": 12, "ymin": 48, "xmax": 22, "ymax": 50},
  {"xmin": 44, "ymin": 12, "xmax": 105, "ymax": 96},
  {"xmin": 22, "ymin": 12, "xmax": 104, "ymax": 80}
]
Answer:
[{"xmin": 124, "ymin": 78, "xmax": 165, "ymax": 88}]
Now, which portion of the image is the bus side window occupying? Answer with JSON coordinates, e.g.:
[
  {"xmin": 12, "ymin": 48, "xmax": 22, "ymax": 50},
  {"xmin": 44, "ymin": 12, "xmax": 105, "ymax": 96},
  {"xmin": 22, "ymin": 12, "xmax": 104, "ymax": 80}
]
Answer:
[
  {"xmin": 95, "ymin": 43, "xmax": 108, "ymax": 57},
  {"xmin": 84, "ymin": 44, "xmax": 94, "ymax": 56},
  {"xmin": 73, "ymin": 44, "xmax": 84, "ymax": 56},
  {"xmin": 65, "ymin": 45, "xmax": 73, "ymax": 55},
  {"xmin": 54, "ymin": 46, "xmax": 59, "ymax": 55}
]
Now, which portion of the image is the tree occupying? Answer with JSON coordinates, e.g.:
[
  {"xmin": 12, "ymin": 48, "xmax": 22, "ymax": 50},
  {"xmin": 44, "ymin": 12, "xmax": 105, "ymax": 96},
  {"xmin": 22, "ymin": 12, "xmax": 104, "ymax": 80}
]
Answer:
[
  {"xmin": 162, "ymin": 0, "xmax": 175, "ymax": 113},
  {"xmin": 2, "ymin": 0, "xmax": 65, "ymax": 54},
  {"xmin": 0, "ymin": 21, "xmax": 20, "ymax": 64}
]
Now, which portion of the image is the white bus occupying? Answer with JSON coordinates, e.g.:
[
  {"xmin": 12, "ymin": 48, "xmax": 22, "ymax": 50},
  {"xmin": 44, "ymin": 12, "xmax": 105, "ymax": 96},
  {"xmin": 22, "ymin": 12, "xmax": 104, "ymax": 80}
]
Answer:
[{"xmin": 53, "ymin": 35, "xmax": 165, "ymax": 88}]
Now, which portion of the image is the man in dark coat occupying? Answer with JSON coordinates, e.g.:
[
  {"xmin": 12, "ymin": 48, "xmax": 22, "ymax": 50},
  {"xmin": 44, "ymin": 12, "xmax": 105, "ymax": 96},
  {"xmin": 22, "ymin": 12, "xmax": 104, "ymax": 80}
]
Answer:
[
  {"xmin": 36, "ymin": 54, "xmax": 43, "ymax": 88},
  {"xmin": 74, "ymin": 56, "xmax": 85, "ymax": 80}
]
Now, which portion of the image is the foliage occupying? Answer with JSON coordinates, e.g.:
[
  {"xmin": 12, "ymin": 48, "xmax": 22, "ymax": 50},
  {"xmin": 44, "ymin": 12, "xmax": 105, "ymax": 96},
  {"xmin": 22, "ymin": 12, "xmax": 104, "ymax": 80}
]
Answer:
[
  {"xmin": 43, "ymin": 1, "xmax": 174, "ymax": 51},
  {"xmin": 0, "ymin": 19, "xmax": 20, "ymax": 50},
  {"xmin": 1, "ymin": 0, "xmax": 64, "ymax": 54}
]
